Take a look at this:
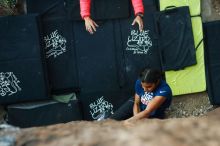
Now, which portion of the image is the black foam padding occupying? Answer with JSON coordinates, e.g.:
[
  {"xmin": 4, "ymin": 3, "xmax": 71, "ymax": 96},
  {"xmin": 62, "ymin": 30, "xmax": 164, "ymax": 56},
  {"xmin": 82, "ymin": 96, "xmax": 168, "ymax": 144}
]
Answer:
[
  {"xmin": 143, "ymin": 0, "xmax": 158, "ymax": 12},
  {"xmin": 78, "ymin": 91, "xmax": 132, "ymax": 120},
  {"xmin": 73, "ymin": 20, "xmax": 125, "ymax": 93},
  {"xmin": 41, "ymin": 18, "xmax": 79, "ymax": 94},
  {"xmin": 64, "ymin": 0, "xmax": 81, "ymax": 20},
  {"xmin": 155, "ymin": 6, "xmax": 196, "ymax": 71},
  {"xmin": 91, "ymin": 0, "xmax": 130, "ymax": 20},
  {"xmin": 7, "ymin": 99, "xmax": 83, "ymax": 128},
  {"xmin": 73, "ymin": 1, "xmax": 161, "ymax": 93},
  {"xmin": 26, "ymin": 0, "xmax": 65, "ymax": 18},
  {"xmin": 65, "ymin": 0, "xmax": 130, "ymax": 21},
  {"xmin": 0, "ymin": 14, "xmax": 49, "ymax": 105},
  {"xmin": 119, "ymin": 11, "xmax": 162, "ymax": 90},
  {"xmin": 27, "ymin": 0, "xmax": 79, "ymax": 94},
  {"xmin": 204, "ymin": 21, "xmax": 220, "ymax": 105}
]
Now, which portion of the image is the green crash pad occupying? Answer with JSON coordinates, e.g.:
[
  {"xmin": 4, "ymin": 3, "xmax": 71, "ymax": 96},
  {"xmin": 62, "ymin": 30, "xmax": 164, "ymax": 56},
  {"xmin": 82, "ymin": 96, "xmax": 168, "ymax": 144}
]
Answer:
[
  {"xmin": 159, "ymin": 0, "xmax": 201, "ymax": 16},
  {"xmin": 159, "ymin": 0, "xmax": 205, "ymax": 95},
  {"xmin": 53, "ymin": 93, "xmax": 76, "ymax": 103},
  {"xmin": 164, "ymin": 16, "xmax": 206, "ymax": 96}
]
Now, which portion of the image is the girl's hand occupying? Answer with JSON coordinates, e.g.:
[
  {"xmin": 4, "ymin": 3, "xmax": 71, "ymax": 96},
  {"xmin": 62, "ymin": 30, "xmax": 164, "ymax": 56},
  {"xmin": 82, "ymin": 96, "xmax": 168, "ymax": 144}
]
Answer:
[
  {"xmin": 122, "ymin": 119, "xmax": 134, "ymax": 128},
  {"xmin": 84, "ymin": 16, "xmax": 99, "ymax": 34},
  {"xmin": 132, "ymin": 15, "xmax": 144, "ymax": 32}
]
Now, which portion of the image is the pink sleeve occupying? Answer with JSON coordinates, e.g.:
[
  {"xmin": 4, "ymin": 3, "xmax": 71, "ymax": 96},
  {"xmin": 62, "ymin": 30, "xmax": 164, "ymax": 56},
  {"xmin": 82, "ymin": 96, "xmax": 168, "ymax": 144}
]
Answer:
[
  {"xmin": 80, "ymin": 0, "xmax": 91, "ymax": 19},
  {"xmin": 131, "ymin": 0, "xmax": 144, "ymax": 15}
]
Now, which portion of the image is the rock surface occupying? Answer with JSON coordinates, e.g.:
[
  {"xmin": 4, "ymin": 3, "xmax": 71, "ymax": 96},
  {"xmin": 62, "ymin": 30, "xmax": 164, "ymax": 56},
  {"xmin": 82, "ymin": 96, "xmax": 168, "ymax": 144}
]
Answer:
[
  {"xmin": 202, "ymin": 0, "xmax": 220, "ymax": 21},
  {"xmin": 0, "ymin": 108, "xmax": 219, "ymax": 146}
]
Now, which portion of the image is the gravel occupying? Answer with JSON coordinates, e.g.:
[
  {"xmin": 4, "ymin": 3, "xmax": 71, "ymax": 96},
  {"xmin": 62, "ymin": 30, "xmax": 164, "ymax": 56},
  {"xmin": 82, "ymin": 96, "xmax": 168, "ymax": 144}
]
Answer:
[{"xmin": 166, "ymin": 92, "xmax": 217, "ymax": 118}]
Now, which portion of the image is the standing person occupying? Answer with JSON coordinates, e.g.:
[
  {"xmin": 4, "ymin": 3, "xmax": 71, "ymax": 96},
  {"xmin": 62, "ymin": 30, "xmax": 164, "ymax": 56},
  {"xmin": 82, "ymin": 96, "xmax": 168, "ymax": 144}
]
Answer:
[
  {"xmin": 109, "ymin": 68, "xmax": 172, "ymax": 122},
  {"xmin": 80, "ymin": 0, "xmax": 144, "ymax": 34}
]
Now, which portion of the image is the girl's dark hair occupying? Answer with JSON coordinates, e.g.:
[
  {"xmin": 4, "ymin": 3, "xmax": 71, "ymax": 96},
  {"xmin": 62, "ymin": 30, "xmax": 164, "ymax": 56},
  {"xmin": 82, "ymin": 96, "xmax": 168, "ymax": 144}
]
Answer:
[{"xmin": 139, "ymin": 68, "xmax": 162, "ymax": 84}]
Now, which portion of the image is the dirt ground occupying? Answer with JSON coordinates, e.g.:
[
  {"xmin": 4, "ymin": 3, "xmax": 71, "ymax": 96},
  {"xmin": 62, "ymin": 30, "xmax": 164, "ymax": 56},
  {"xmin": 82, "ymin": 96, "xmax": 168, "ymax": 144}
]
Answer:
[{"xmin": 166, "ymin": 92, "xmax": 215, "ymax": 118}]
